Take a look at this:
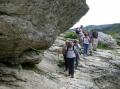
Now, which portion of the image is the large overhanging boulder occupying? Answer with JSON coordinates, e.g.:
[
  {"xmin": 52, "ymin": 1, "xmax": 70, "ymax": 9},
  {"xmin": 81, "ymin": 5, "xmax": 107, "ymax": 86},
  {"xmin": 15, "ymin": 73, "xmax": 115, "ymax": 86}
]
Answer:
[{"xmin": 0, "ymin": 0, "xmax": 89, "ymax": 64}]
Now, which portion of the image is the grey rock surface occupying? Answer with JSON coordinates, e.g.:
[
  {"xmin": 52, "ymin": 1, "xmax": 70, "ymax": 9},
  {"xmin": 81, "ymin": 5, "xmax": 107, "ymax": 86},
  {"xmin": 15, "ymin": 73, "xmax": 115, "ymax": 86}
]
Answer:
[
  {"xmin": 98, "ymin": 32, "xmax": 117, "ymax": 48},
  {"xmin": 0, "ymin": 34, "xmax": 120, "ymax": 89}
]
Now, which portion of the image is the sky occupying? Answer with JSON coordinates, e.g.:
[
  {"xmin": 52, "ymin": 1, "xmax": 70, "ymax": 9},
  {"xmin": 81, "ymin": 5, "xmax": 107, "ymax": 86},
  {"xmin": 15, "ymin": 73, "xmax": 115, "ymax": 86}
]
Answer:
[{"xmin": 72, "ymin": 0, "xmax": 120, "ymax": 28}]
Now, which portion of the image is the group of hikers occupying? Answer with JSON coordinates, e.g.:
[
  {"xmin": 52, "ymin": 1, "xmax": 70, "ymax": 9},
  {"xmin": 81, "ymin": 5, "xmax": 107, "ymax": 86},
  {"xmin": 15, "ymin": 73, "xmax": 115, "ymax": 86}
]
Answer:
[{"xmin": 62, "ymin": 25, "xmax": 98, "ymax": 78}]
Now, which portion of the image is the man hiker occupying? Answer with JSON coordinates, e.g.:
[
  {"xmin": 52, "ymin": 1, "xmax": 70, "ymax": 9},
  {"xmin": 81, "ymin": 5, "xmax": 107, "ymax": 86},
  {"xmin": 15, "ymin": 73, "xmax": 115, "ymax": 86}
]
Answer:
[
  {"xmin": 92, "ymin": 30, "xmax": 98, "ymax": 51},
  {"xmin": 75, "ymin": 25, "xmax": 85, "ymax": 46}
]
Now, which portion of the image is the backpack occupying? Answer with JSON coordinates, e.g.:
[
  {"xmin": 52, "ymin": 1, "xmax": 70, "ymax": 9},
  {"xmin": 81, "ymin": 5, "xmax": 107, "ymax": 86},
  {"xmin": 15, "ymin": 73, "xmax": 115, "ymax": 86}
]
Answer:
[
  {"xmin": 64, "ymin": 46, "xmax": 78, "ymax": 59},
  {"xmin": 75, "ymin": 28, "xmax": 80, "ymax": 34},
  {"xmin": 92, "ymin": 31, "xmax": 98, "ymax": 38}
]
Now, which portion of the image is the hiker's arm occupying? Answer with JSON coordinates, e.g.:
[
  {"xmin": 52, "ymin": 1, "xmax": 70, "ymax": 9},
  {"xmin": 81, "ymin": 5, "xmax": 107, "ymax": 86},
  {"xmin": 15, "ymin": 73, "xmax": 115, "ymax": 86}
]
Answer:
[{"xmin": 78, "ymin": 44, "xmax": 81, "ymax": 49}]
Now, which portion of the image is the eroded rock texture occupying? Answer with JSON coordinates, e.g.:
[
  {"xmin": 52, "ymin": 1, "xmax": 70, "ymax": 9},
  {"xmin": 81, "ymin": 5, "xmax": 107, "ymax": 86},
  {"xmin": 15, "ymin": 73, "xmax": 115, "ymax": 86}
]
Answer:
[
  {"xmin": 98, "ymin": 32, "xmax": 117, "ymax": 49},
  {"xmin": 0, "ymin": 0, "xmax": 89, "ymax": 64}
]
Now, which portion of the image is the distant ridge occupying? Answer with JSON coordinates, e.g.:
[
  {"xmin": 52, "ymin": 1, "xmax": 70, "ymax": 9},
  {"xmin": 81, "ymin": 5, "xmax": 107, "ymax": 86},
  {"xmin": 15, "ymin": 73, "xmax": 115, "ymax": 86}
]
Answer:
[{"xmin": 85, "ymin": 23, "xmax": 120, "ymax": 34}]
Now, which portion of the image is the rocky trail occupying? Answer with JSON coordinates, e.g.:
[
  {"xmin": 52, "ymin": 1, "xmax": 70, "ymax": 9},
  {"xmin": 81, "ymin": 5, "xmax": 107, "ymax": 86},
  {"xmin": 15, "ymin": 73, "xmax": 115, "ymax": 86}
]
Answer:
[
  {"xmin": 0, "ymin": 35, "xmax": 120, "ymax": 89},
  {"xmin": 38, "ymin": 35, "xmax": 120, "ymax": 89},
  {"xmin": 42, "ymin": 50, "xmax": 120, "ymax": 89}
]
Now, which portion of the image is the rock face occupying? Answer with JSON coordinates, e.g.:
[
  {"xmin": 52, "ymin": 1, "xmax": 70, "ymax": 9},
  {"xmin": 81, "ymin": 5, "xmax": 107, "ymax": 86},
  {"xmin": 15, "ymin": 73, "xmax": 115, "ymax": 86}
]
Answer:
[
  {"xmin": 98, "ymin": 32, "xmax": 117, "ymax": 48},
  {"xmin": 0, "ymin": 0, "xmax": 89, "ymax": 64}
]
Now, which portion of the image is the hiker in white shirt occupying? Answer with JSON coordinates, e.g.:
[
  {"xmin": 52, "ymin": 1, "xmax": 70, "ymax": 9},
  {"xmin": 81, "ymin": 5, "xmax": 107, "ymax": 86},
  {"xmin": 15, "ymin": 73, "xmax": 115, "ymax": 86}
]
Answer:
[
  {"xmin": 65, "ymin": 41, "xmax": 77, "ymax": 78},
  {"xmin": 83, "ymin": 32, "xmax": 90, "ymax": 56}
]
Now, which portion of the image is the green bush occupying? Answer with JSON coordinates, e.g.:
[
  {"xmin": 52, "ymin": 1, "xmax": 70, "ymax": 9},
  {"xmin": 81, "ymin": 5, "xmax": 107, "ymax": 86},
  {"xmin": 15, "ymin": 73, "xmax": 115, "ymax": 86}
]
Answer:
[
  {"xmin": 64, "ymin": 32, "xmax": 78, "ymax": 39},
  {"xmin": 98, "ymin": 42, "xmax": 112, "ymax": 50}
]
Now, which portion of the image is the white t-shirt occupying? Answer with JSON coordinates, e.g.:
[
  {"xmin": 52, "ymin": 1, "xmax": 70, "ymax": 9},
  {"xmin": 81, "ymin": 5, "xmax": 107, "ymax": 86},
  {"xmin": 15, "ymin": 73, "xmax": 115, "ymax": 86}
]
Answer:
[
  {"xmin": 74, "ymin": 44, "xmax": 81, "ymax": 49},
  {"xmin": 83, "ymin": 37, "xmax": 90, "ymax": 44},
  {"xmin": 66, "ymin": 47, "xmax": 76, "ymax": 58},
  {"xmin": 79, "ymin": 29, "xmax": 84, "ymax": 39}
]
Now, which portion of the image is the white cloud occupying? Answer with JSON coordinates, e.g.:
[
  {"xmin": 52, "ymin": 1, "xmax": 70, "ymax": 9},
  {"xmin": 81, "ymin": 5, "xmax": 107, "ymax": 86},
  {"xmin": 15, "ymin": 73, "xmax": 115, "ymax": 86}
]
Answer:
[{"xmin": 72, "ymin": 0, "xmax": 120, "ymax": 28}]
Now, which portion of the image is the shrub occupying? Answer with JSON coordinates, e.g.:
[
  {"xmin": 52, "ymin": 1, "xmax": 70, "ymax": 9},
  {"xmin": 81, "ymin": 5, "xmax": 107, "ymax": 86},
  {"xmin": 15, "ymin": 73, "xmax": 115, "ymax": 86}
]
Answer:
[
  {"xmin": 97, "ymin": 42, "xmax": 112, "ymax": 50},
  {"xmin": 64, "ymin": 32, "xmax": 78, "ymax": 39}
]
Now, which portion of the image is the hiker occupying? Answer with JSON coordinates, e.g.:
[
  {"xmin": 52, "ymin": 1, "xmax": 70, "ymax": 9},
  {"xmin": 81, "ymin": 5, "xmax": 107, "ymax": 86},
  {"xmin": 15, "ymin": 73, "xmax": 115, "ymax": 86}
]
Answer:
[
  {"xmin": 75, "ymin": 25, "xmax": 85, "ymax": 46},
  {"xmin": 73, "ymin": 40, "xmax": 81, "ymax": 69},
  {"xmin": 88, "ymin": 31, "xmax": 93, "ymax": 55},
  {"xmin": 75, "ymin": 27, "xmax": 80, "ymax": 35},
  {"xmin": 79, "ymin": 25, "xmax": 85, "ymax": 46},
  {"xmin": 92, "ymin": 30, "xmax": 98, "ymax": 51},
  {"xmin": 62, "ymin": 41, "xmax": 69, "ymax": 71},
  {"xmin": 65, "ymin": 41, "xmax": 77, "ymax": 78},
  {"xmin": 83, "ymin": 32, "xmax": 90, "ymax": 56}
]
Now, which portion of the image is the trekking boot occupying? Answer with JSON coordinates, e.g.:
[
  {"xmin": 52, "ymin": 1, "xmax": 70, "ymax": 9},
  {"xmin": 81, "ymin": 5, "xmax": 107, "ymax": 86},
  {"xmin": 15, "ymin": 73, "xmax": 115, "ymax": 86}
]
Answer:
[
  {"xmin": 68, "ymin": 73, "xmax": 71, "ymax": 76},
  {"xmin": 89, "ymin": 51, "xmax": 92, "ymax": 56},
  {"xmin": 71, "ymin": 75, "xmax": 74, "ymax": 78}
]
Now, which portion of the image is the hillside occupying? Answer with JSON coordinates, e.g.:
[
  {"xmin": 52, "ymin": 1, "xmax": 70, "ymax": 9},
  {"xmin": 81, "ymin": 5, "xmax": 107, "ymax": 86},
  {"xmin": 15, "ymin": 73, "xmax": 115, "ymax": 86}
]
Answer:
[
  {"xmin": 85, "ymin": 24, "xmax": 112, "ymax": 32},
  {"xmin": 85, "ymin": 23, "xmax": 120, "ymax": 35},
  {"xmin": 84, "ymin": 23, "xmax": 120, "ymax": 45}
]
